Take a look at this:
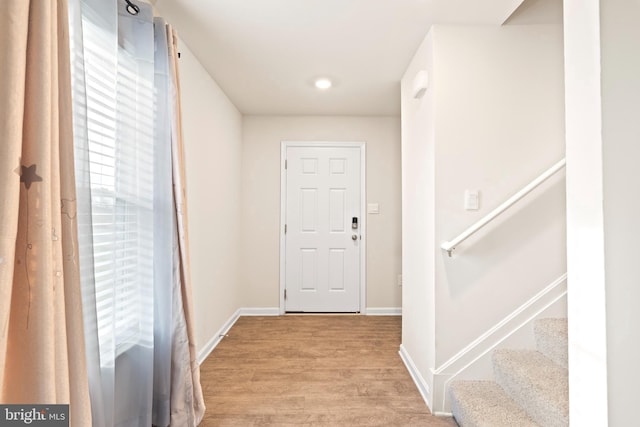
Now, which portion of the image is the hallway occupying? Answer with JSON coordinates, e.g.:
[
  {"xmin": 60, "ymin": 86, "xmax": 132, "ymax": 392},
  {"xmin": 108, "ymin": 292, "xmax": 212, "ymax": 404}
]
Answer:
[{"xmin": 199, "ymin": 316, "xmax": 457, "ymax": 426}]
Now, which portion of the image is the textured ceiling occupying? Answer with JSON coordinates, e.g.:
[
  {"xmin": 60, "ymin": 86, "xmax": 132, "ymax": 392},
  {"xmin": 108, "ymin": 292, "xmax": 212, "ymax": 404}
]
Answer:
[{"xmin": 155, "ymin": 0, "xmax": 529, "ymax": 116}]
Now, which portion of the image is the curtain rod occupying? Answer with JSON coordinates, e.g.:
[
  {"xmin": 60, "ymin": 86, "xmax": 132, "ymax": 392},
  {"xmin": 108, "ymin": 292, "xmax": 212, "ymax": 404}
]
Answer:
[{"xmin": 124, "ymin": 0, "xmax": 140, "ymax": 15}]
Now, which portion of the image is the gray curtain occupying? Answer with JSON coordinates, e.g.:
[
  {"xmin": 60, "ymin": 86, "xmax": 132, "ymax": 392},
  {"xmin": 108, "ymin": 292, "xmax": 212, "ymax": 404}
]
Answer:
[{"xmin": 68, "ymin": 1, "xmax": 205, "ymax": 425}]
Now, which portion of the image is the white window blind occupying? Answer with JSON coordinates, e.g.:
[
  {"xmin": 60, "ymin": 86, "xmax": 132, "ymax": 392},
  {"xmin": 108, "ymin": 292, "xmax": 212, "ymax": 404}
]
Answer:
[{"xmin": 72, "ymin": 4, "xmax": 155, "ymax": 364}]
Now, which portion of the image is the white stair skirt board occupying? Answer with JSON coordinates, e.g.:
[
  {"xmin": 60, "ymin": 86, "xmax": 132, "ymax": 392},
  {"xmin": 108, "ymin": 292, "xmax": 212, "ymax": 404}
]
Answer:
[
  {"xmin": 431, "ymin": 273, "xmax": 567, "ymax": 413},
  {"xmin": 197, "ymin": 307, "xmax": 280, "ymax": 364},
  {"xmin": 399, "ymin": 344, "xmax": 432, "ymax": 412}
]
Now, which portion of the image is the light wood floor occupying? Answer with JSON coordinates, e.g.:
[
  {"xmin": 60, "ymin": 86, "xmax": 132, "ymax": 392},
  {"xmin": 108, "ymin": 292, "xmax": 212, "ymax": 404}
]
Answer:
[{"xmin": 199, "ymin": 315, "xmax": 458, "ymax": 426}]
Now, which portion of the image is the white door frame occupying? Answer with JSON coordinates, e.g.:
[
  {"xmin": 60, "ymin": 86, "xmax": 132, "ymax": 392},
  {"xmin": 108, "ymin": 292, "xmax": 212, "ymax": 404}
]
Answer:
[{"xmin": 279, "ymin": 141, "xmax": 366, "ymax": 314}]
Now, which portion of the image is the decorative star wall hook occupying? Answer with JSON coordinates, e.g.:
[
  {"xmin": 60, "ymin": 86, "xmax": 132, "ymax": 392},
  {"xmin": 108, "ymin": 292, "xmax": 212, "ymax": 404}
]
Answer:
[{"xmin": 20, "ymin": 164, "xmax": 43, "ymax": 190}]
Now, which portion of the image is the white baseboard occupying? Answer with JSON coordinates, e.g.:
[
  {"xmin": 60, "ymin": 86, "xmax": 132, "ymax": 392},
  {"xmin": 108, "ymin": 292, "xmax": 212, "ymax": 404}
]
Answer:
[
  {"xmin": 238, "ymin": 307, "xmax": 280, "ymax": 316},
  {"xmin": 197, "ymin": 306, "xmax": 396, "ymax": 365},
  {"xmin": 197, "ymin": 307, "xmax": 280, "ymax": 364},
  {"xmin": 365, "ymin": 307, "xmax": 402, "ymax": 316},
  {"xmin": 197, "ymin": 308, "xmax": 241, "ymax": 365},
  {"xmin": 399, "ymin": 344, "xmax": 432, "ymax": 411}
]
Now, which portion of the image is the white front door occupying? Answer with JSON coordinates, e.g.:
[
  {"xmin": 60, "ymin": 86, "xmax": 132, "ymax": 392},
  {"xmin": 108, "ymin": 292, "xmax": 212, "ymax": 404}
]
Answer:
[{"xmin": 283, "ymin": 145, "xmax": 362, "ymax": 312}]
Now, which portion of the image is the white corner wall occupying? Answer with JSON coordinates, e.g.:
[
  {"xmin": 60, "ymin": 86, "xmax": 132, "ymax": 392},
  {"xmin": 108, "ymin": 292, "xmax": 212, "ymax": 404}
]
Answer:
[
  {"xmin": 564, "ymin": 0, "xmax": 640, "ymax": 425},
  {"xmin": 177, "ymin": 40, "xmax": 243, "ymax": 355},
  {"xmin": 400, "ymin": 29, "xmax": 437, "ymax": 408},
  {"xmin": 240, "ymin": 116, "xmax": 402, "ymax": 311},
  {"xmin": 600, "ymin": 1, "xmax": 640, "ymax": 422},
  {"xmin": 401, "ymin": 24, "xmax": 566, "ymax": 412},
  {"xmin": 563, "ymin": 1, "xmax": 608, "ymax": 425}
]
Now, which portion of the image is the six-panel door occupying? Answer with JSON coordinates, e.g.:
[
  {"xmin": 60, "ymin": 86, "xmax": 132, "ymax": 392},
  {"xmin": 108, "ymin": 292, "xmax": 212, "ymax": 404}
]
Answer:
[{"xmin": 284, "ymin": 146, "xmax": 361, "ymax": 312}]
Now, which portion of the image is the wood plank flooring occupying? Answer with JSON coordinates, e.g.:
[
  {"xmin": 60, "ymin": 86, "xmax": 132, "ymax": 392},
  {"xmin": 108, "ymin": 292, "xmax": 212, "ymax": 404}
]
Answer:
[{"xmin": 199, "ymin": 315, "xmax": 458, "ymax": 426}]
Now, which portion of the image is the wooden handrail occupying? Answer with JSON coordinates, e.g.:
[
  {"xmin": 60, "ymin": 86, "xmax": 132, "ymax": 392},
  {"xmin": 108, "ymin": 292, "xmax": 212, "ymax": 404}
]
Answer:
[{"xmin": 441, "ymin": 158, "xmax": 566, "ymax": 256}]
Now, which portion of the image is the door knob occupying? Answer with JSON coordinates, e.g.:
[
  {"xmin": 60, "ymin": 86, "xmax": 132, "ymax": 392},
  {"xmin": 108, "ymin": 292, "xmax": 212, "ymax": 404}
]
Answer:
[{"xmin": 352, "ymin": 234, "xmax": 358, "ymax": 241}]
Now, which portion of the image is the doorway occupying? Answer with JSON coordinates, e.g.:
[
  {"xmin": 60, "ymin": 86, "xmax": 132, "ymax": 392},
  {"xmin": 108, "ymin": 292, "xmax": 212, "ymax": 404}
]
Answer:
[{"xmin": 279, "ymin": 142, "xmax": 366, "ymax": 313}]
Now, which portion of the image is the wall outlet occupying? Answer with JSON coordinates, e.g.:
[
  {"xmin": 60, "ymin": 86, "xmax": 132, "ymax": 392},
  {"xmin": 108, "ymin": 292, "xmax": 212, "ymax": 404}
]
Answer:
[{"xmin": 397, "ymin": 274, "xmax": 403, "ymax": 287}]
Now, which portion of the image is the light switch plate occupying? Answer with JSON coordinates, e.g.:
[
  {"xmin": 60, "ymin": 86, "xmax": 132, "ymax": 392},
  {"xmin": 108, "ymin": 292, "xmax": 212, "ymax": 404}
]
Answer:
[
  {"xmin": 367, "ymin": 203, "xmax": 380, "ymax": 214},
  {"xmin": 464, "ymin": 190, "xmax": 480, "ymax": 210}
]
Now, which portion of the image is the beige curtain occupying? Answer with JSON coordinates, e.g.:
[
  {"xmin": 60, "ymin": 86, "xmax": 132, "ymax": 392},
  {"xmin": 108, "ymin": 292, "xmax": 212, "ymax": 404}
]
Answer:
[
  {"xmin": 167, "ymin": 26, "xmax": 206, "ymax": 426},
  {"xmin": 0, "ymin": 1, "xmax": 91, "ymax": 425}
]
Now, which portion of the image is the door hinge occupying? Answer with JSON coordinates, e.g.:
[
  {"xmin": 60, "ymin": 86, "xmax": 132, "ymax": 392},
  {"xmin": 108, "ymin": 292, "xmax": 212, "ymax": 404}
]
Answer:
[
  {"xmin": 285, "ymin": 159, "xmax": 287, "ymax": 169},
  {"xmin": 284, "ymin": 224, "xmax": 287, "ymax": 234},
  {"xmin": 284, "ymin": 289, "xmax": 287, "ymax": 300}
]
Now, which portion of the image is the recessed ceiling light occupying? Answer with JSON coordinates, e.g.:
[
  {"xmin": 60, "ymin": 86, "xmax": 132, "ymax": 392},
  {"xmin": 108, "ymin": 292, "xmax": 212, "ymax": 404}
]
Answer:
[{"xmin": 314, "ymin": 78, "xmax": 332, "ymax": 90}]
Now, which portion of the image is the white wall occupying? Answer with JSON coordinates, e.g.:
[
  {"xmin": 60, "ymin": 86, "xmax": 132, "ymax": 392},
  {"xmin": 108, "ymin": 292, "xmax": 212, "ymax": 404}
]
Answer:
[
  {"xmin": 401, "ymin": 24, "xmax": 566, "ymax": 411},
  {"xmin": 600, "ymin": 1, "xmax": 640, "ymax": 422},
  {"xmin": 240, "ymin": 116, "xmax": 402, "ymax": 311},
  {"xmin": 400, "ymin": 29, "xmax": 437, "ymax": 407},
  {"xmin": 564, "ymin": 0, "xmax": 640, "ymax": 424},
  {"xmin": 563, "ymin": 1, "xmax": 608, "ymax": 425},
  {"xmin": 177, "ymin": 40, "xmax": 243, "ymax": 354},
  {"xmin": 432, "ymin": 24, "xmax": 566, "ymax": 364}
]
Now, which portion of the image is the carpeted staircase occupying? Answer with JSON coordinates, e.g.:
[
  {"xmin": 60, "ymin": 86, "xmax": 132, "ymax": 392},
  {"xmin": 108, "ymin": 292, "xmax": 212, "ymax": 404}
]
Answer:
[{"xmin": 449, "ymin": 318, "xmax": 568, "ymax": 427}]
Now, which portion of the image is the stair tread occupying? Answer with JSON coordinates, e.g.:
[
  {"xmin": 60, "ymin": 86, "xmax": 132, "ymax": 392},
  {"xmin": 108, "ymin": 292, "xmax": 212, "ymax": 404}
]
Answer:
[
  {"xmin": 450, "ymin": 380, "xmax": 539, "ymax": 427},
  {"xmin": 534, "ymin": 318, "xmax": 568, "ymax": 369},
  {"xmin": 535, "ymin": 318, "xmax": 568, "ymax": 338},
  {"xmin": 493, "ymin": 349, "xmax": 569, "ymax": 426}
]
